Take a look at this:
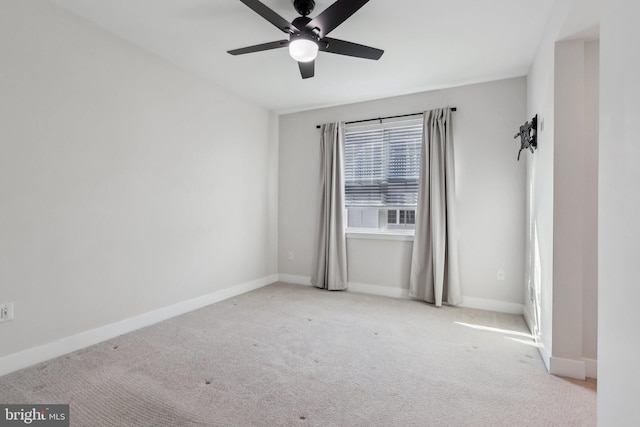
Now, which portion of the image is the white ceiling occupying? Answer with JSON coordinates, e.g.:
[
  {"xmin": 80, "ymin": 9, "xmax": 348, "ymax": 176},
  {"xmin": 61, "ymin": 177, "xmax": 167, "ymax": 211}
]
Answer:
[{"xmin": 50, "ymin": 0, "xmax": 556, "ymax": 113}]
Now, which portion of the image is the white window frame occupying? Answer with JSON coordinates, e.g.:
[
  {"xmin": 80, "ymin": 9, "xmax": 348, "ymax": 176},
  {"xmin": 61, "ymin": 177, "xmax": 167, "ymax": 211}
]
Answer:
[{"xmin": 344, "ymin": 117, "xmax": 423, "ymax": 236}]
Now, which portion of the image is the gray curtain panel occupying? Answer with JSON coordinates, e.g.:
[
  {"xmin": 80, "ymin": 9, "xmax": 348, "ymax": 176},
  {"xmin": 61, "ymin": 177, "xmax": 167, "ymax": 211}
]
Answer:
[
  {"xmin": 409, "ymin": 108, "xmax": 461, "ymax": 306},
  {"xmin": 310, "ymin": 122, "xmax": 348, "ymax": 290}
]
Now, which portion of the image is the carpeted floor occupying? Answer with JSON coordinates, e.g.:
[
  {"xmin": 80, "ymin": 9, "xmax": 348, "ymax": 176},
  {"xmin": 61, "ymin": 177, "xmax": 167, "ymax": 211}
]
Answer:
[{"xmin": 1, "ymin": 282, "xmax": 596, "ymax": 426}]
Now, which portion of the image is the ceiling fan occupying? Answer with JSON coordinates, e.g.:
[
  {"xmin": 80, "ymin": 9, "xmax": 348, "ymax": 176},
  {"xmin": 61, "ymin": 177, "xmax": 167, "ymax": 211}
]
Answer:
[{"xmin": 227, "ymin": 0, "xmax": 384, "ymax": 79}]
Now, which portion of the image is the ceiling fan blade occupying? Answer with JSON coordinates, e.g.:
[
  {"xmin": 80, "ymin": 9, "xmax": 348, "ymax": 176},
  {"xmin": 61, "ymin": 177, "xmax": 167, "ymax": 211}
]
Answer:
[
  {"xmin": 298, "ymin": 60, "xmax": 315, "ymax": 79},
  {"xmin": 306, "ymin": 0, "xmax": 369, "ymax": 38},
  {"xmin": 238, "ymin": 0, "xmax": 299, "ymax": 33},
  {"xmin": 320, "ymin": 37, "xmax": 383, "ymax": 60},
  {"xmin": 227, "ymin": 40, "xmax": 289, "ymax": 55}
]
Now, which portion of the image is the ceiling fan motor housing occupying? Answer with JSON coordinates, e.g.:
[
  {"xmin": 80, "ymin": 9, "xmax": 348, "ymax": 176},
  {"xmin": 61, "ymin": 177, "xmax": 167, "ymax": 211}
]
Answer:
[
  {"xmin": 291, "ymin": 16, "xmax": 316, "ymax": 35},
  {"xmin": 294, "ymin": 0, "xmax": 315, "ymax": 16}
]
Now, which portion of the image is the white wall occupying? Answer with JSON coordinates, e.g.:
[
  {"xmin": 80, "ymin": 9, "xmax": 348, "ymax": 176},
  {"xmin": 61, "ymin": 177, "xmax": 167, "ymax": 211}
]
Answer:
[
  {"xmin": 552, "ymin": 40, "xmax": 586, "ymax": 367},
  {"xmin": 279, "ymin": 78, "xmax": 526, "ymax": 311},
  {"xmin": 550, "ymin": 38, "xmax": 599, "ymax": 379},
  {"xmin": 0, "ymin": 0, "xmax": 277, "ymax": 360},
  {"xmin": 599, "ymin": 0, "xmax": 640, "ymax": 424},
  {"xmin": 524, "ymin": 0, "xmax": 600, "ymax": 379},
  {"xmin": 582, "ymin": 40, "xmax": 599, "ymax": 365},
  {"xmin": 524, "ymin": 0, "xmax": 575, "ymax": 368}
]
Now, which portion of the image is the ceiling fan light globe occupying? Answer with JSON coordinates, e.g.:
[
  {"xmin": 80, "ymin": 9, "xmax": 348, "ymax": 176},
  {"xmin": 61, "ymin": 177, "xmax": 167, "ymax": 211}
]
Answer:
[{"xmin": 289, "ymin": 39, "xmax": 318, "ymax": 62}]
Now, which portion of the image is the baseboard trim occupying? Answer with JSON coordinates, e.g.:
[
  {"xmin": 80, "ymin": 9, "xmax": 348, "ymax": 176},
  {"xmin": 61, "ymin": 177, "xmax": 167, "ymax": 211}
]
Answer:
[
  {"xmin": 458, "ymin": 296, "xmax": 524, "ymax": 315},
  {"xmin": 277, "ymin": 274, "xmax": 312, "ymax": 286},
  {"xmin": 538, "ymin": 343, "xmax": 551, "ymax": 373},
  {"xmin": 522, "ymin": 304, "xmax": 535, "ymax": 335},
  {"xmin": 278, "ymin": 275, "xmax": 411, "ymax": 299},
  {"xmin": 535, "ymin": 337, "xmax": 551, "ymax": 373},
  {"xmin": 583, "ymin": 357, "xmax": 597, "ymax": 379},
  {"xmin": 347, "ymin": 282, "xmax": 410, "ymax": 299},
  {"xmin": 0, "ymin": 274, "xmax": 278, "ymax": 378},
  {"xmin": 550, "ymin": 356, "xmax": 586, "ymax": 380},
  {"xmin": 279, "ymin": 275, "xmax": 524, "ymax": 315}
]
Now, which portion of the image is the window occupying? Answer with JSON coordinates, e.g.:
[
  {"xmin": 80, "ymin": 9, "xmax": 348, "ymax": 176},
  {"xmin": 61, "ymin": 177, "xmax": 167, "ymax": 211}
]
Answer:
[
  {"xmin": 344, "ymin": 119, "xmax": 423, "ymax": 232},
  {"xmin": 387, "ymin": 209, "xmax": 416, "ymax": 229}
]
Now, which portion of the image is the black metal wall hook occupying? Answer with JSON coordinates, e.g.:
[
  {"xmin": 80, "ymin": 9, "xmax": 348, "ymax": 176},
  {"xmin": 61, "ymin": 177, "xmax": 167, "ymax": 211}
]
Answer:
[{"xmin": 514, "ymin": 115, "xmax": 538, "ymax": 161}]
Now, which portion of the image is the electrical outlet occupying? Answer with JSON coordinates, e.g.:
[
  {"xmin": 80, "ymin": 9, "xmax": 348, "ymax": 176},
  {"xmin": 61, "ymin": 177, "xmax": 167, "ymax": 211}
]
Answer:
[
  {"xmin": 0, "ymin": 302, "xmax": 14, "ymax": 323},
  {"xmin": 288, "ymin": 251, "xmax": 294, "ymax": 261},
  {"xmin": 497, "ymin": 270, "xmax": 505, "ymax": 281}
]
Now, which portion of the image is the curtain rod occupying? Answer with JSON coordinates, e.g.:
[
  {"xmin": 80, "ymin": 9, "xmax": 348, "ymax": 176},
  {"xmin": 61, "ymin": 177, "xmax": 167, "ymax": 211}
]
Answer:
[{"xmin": 315, "ymin": 107, "xmax": 457, "ymax": 129}]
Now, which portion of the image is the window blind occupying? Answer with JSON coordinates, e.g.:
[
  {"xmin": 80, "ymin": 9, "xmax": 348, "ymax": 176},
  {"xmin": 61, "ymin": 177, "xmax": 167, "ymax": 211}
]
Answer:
[{"xmin": 344, "ymin": 121, "xmax": 423, "ymax": 208}]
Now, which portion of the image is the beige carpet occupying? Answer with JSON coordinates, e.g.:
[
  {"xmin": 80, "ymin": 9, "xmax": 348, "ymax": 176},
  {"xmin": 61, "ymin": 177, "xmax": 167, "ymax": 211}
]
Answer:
[{"xmin": 1, "ymin": 282, "xmax": 595, "ymax": 426}]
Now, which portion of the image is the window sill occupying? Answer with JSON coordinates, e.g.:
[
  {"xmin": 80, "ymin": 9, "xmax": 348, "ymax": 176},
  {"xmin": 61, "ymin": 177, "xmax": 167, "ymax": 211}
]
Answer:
[{"xmin": 346, "ymin": 230, "xmax": 415, "ymax": 241}]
